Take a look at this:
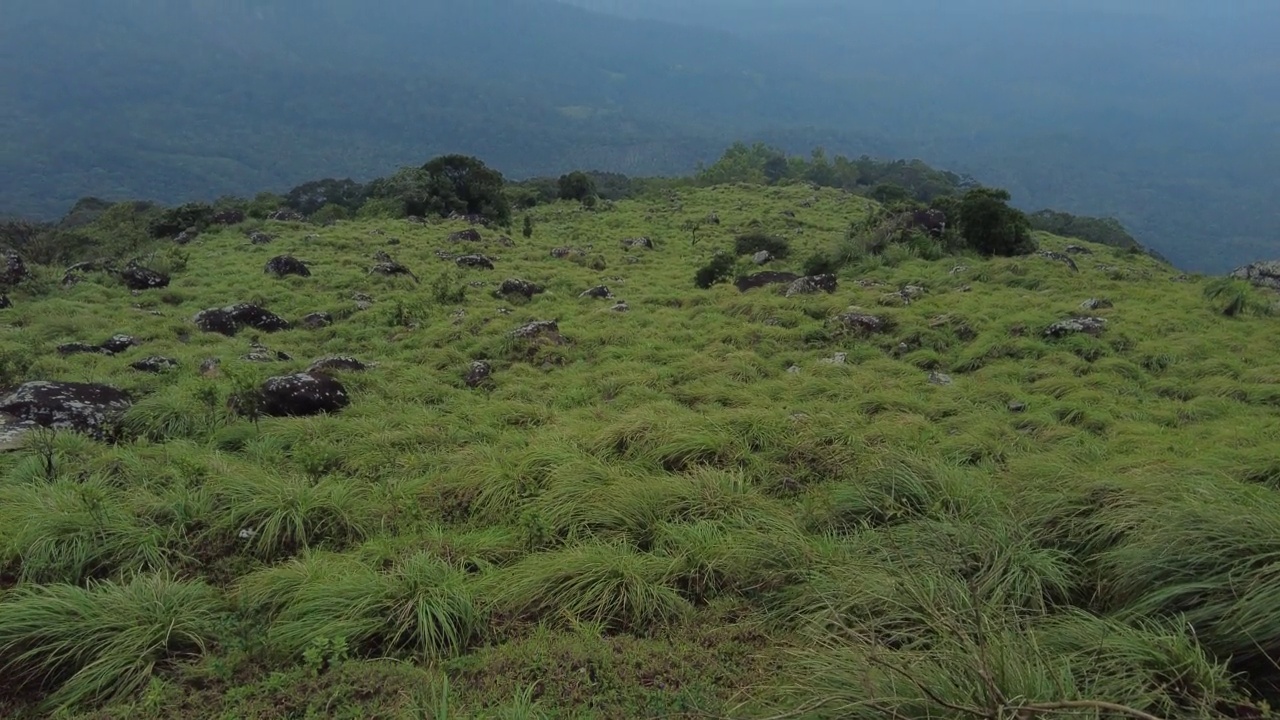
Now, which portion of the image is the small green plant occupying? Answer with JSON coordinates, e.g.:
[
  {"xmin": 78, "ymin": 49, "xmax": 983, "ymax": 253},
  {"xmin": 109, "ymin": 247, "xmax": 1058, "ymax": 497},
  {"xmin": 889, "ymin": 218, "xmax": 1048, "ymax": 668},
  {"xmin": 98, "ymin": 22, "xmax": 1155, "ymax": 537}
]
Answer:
[
  {"xmin": 431, "ymin": 270, "xmax": 468, "ymax": 305},
  {"xmin": 301, "ymin": 636, "xmax": 349, "ymax": 676},
  {"xmin": 1203, "ymin": 277, "xmax": 1273, "ymax": 317}
]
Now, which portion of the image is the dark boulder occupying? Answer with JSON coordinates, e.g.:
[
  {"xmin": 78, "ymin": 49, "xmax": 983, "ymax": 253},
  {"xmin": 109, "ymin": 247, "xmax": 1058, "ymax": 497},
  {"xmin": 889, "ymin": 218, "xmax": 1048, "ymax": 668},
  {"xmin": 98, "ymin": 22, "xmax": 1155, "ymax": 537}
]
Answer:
[
  {"xmin": 57, "ymin": 342, "xmax": 106, "ymax": 356},
  {"xmin": 1230, "ymin": 260, "xmax": 1280, "ymax": 291},
  {"xmin": 307, "ymin": 356, "xmax": 375, "ymax": 373},
  {"xmin": 0, "ymin": 381, "xmax": 132, "ymax": 441},
  {"xmin": 267, "ymin": 209, "xmax": 304, "ymax": 222},
  {"xmin": 621, "ymin": 237, "xmax": 654, "ymax": 250},
  {"xmin": 449, "ymin": 229, "xmax": 483, "ymax": 242},
  {"xmin": 194, "ymin": 304, "xmax": 290, "ymax": 336},
  {"xmin": 131, "ymin": 356, "xmax": 179, "ymax": 373},
  {"xmin": 258, "ymin": 372, "xmax": 350, "ymax": 417},
  {"xmin": 3, "ymin": 250, "xmax": 30, "ymax": 287},
  {"xmin": 1044, "ymin": 317, "xmax": 1107, "ymax": 339},
  {"xmin": 928, "ymin": 371, "xmax": 954, "ymax": 386},
  {"xmin": 247, "ymin": 231, "xmax": 274, "ymax": 245},
  {"xmin": 550, "ymin": 247, "xmax": 582, "ymax": 259},
  {"xmin": 120, "ymin": 262, "xmax": 170, "ymax": 290},
  {"xmin": 174, "ymin": 228, "xmax": 200, "ymax": 245},
  {"xmin": 99, "ymin": 334, "xmax": 139, "ymax": 354},
  {"xmin": 785, "ymin": 274, "xmax": 838, "ymax": 297},
  {"xmin": 735, "ymin": 271, "xmax": 800, "ymax": 292},
  {"xmin": 465, "ymin": 360, "xmax": 492, "ymax": 388},
  {"xmin": 1038, "ymin": 251, "xmax": 1080, "ymax": 272},
  {"xmin": 579, "ymin": 285, "xmax": 613, "ymax": 300},
  {"xmin": 496, "ymin": 278, "xmax": 544, "ymax": 299},
  {"xmin": 264, "ymin": 255, "xmax": 311, "ymax": 278},
  {"xmin": 242, "ymin": 341, "xmax": 292, "ymax": 363},
  {"xmin": 510, "ymin": 320, "xmax": 562, "ymax": 342},
  {"xmin": 370, "ymin": 253, "xmax": 419, "ymax": 282},
  {"xmin": 300, "ymin": 312, "xmax": 334, "ymax": 329},
  {"xmin": 1080, "ymin": 298, "xmax": 1113, "ymax": 311},
  {"xmin": 0, "ymin": 294, "xmax": 10, "ymax": 309},
  {"xmin": 834, "ymin": 310, "xmax": 894, "ymax": 337},
  {"xmin": 456, "ymin": 254, "xmax": 495, "ymax": 270}
]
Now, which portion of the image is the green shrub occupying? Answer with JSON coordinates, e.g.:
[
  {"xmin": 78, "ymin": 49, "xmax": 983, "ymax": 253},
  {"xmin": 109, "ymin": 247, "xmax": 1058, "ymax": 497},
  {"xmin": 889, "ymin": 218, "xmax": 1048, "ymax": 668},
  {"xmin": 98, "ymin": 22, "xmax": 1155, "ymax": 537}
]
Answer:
[{"xmin": 694, "ymin": 251, "xmax": 736, "ymax": 289}]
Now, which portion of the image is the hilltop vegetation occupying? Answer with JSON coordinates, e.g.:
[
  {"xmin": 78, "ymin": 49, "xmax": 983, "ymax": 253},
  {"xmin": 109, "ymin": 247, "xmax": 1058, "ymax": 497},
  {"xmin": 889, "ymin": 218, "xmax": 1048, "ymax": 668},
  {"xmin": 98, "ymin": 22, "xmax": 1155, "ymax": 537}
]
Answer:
[
  {"xmin": 1, "ymin": 164, "xmax": 1280, "ymax": 718},
  {"xmin": 2, "ymin": 0, "xmax": 1278, "ymax": 271}
]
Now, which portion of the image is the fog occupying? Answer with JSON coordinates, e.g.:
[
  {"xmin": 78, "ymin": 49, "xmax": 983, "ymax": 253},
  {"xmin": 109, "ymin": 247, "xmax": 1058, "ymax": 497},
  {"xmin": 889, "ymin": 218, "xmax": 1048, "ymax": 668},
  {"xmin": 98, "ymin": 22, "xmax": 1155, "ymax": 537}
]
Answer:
[{"xmin": 2, "ymin": 0, "xmax": 1276, "ymax": 270}]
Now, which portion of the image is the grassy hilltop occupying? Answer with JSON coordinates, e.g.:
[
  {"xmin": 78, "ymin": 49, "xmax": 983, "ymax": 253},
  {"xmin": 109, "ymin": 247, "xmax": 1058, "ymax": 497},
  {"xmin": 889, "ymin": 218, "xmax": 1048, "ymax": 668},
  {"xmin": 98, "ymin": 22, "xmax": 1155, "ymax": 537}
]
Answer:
[{"xmin": 1, "ymin": 182, "xmax": 1279, "ymax": 718}]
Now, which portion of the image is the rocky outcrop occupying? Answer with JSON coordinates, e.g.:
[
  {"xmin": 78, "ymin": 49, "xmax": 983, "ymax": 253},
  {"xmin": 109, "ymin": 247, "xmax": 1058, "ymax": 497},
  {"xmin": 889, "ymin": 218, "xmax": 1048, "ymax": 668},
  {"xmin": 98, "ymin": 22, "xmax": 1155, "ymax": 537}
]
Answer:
[
  {"xmin": 130, "ymin": 356, "xmax": 179, "ymax": 373},
  {"xmin": 735, "ymin": 271, "xmax": 799, "ymax": 292},
  {"xmin": 785, "ymin": 274, "xmax": 838, "ymax": 297},
  {"xmin": 0, "ymin": 381, "xmax": 132, "ymax": 441},
  {"xmin": 307, "ymin": 356, "xmax": 375, "ymax": 373},
  {"xmin": 1045, "ymin": 316, "xmax": 1107, "ymax": 338},
  {"xmin": 3, "ymin": 250, "xmax": 29, "ymax": 287},
  {"xmin": 300, "ymin": 312, "xmax": 334, "ymax": 329},
  {"xmin": 258, "ymin": 372, "xmax": 350, "ymax": 417},
  {"xmin": 465, "ymin": 360, "xmax": 493, "ymax": 388},
  {"xmin": 752, "ymin": 250, "xmax": 773, "ymax": 265},
  {"xmin": 456, "ymin": 254, "xmax": 495, "ymax": 270},
  {"xmin": 194, "ymin": 304, "xmax": 291, "ymax": 336},
  {"xmin": 1064, "ymin": 245, "xmax": 1093, "ymax": 255},
  {"xmin": 120, "ymin": 261, "xmax": 170, "ymax": 290},
  {"xmin": 496, "ymin": 278, "xmax": 544, "ymax": 300},
  {"xmin": 1080, "ymin": 298, "xmax": 1113, "ymax": 311},
  {"xmin": 57, "ymin": 334, "xmax": 139, "ymax": 356},
  {"xmin": 510, "ymin": 320, "xmax": 562, "ymax": 342},
  {"xmin": 833, "ymin": 310, "xmax": 894, "ymax": 337},
  {"xmin": 449, "ymin": 229, "xmax": 482, "ymax": 242},
  {"xmin": 242, "ymin": 341, "xmax": 292, "ymax": 363},
  {"xmin": 247, "ymin": 231, "xmax": 274, "ymax": 245},
  {"xmin": 265, "ymin": 255, "xmax": 311, "ymax": 278},
  {"xmin": 621, "ymin": 237, "xmax": 654, "ymax": 250},
  {"xmin": 1038, "ymin": 251, "xmax": 1080, "ymax": 272},
  {"xmin": 371, "ymin": 252, "xmax": 419, "ymax": 282},
  {"xmin": 579, "ymin": 285, "xmax": 613, "ymax": 300},
  {"xmin": 1230, "ymin": 261, "xmax": 1280, "ymax": 291}
]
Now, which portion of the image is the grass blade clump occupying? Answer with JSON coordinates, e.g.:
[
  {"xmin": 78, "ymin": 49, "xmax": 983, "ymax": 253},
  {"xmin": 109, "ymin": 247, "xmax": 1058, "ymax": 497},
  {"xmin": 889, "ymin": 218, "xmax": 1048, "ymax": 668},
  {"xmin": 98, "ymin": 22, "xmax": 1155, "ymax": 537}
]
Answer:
[
  {"xmin": 0, "ymin": 573, "xmax": 225, "ymax": 711},
  {"xmin": 491, "ymin": 542, "xmax": 692, "ymax": 633},
  {"xmin": 240, "ymin": 550, "xmax": 481, "ymax": 660},
  {"xmin": 212, "ymin": 469, "xmax": 374, "ymax": 559}
]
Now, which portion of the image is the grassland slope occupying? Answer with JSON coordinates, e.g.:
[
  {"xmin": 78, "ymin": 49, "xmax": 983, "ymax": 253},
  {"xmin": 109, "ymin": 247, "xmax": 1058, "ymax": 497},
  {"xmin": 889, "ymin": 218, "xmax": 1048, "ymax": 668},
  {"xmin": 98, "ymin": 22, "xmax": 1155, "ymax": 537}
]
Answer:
[{"xmin": 0, "ymin": 184, "xmax": 1278, "ymax": 719}]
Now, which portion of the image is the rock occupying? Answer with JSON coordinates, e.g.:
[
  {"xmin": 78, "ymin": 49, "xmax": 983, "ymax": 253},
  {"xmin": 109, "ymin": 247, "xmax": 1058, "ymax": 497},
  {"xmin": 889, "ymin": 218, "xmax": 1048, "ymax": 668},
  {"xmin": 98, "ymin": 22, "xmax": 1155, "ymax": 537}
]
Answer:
[
  {"xmin": 62, "ymin": 259, "xmax": 116, "ymax": 287},
  {"xmin": 621, "ymin": 237, "xmax": 654, "ymax": 250},
  {"xmin": 496, "ymin": 278, "xmax": 544, "ymax": 300},
  {"xmin": 371, "ymin": 254, "xmax": 419, "ymax": 282},
  {"xmin": 1044, "ymin": 316, "xmax": 1107, "ymax": 339},
  {"xmin": 120, "ymin": 262, "xmax": 170, "ymax": 290},
  {"xmin": 950, "ymin": 265, "xmax": 968, "ymax": 276},
  {"xmin": 579, "ymin": 285, "xmax": 613, "ymax": 300},
  {"xmin": 465, "ymin": 360, "xmax": 493, "ymax": 388},
  {"xmin": 194, "ymin": 304, "xmax": 290, "ymax": 337},
  {"xmin": 753, "ymin": 250, "xmax": 773, "ymax": 265},
  {"xmin": 1080, "ymin": 298, "xmax": 1114, "ymax": 311},
  {"xmin": 786, "ymin": 365, "xmax": 801, "ymax": 374},
  {"xmin": 307, "ymin": 356, "xmax": 374, "ymax": 373},
  {"xmin": 456, "ymin": 254, "xmax": 495, "ymax": 270},
  {"xmin": 0, "ymin": 381, "xmax": 132, "ymax": 441},
  {"xmin": 1038, "ymin": 251, "xmax": 1080, "ymax": 272},
  {"xmin": 0, "ymin": 412, "xmax": 41, "ymax": 452},
  {"xmin": 901, "ymin": 285, "xmax": 926, "ymax": 300},
  {"xmin": 449, "ymin": 229, "xmax": 482, "ymax": 242},
  {"xmin": 735, "ymin": 271, "xmax": 800, "ymax": 292},
  {"xmin": 131, "ymin": 356, "xmax": 178, "ymax": 373},
  {"xmin": 820, "ymin": 352, "xmax": 848, "ymax": 365},
  {"xmin": 248, "ymin": 231, "xmax": 274, "ymax": 245},
  {"xmin": 706, "ymin": 212, "xmax": 721, "ymax": 225},
  {"xmin": 550, "ymin": 247, "xmax": 581, "ymax": 259},
  {"xmin": 1008, "ymin": 401, "xmax": 1028, "ymax": 413},
  {"xmin": 407, "ymin": 215, "xmax": 426, "ymax": 225},
  {"xmin": 928, "ymin": 371, "xmax": 954, "ymax": 386},
  {"xmin": 496, "ymin": 235, "xmax": 515, "ymax": 247},
  {"xmin": 300, "ymin": 312, "xmax": 334, "ymax": 329},
  {"xmin": 1230, "ymin": 261, "xmax": 1280, "ymax": 291},
  {"xmin": 510, "ymin": 320, "xmax": 562, "ymax": 341},
  {"xmin": 257, "ymin": 372, "xmax": 350, "ymax": 417},
  {"xmin": 199, "ymin": 358, "xmax": 221, "ymax": 377},
  {"xmin": 265, "ymin": 255, "xmax": 311, "ymax": 278},
  {"xmin": 3, "ymin": 250, "xmax": 30, "ymax": 287},
  {"xmin": 834, "ymin": 310, "xmax": 893, "ymax": 337},
  {"xmin": 1064, "ymin": 245, "xmax": 1093, "ymax": 255},
  {"xmin": 174, "ymin": 228, "xmax": 200, "ymax": 245},
  {"xmin": 57, "ymin": 342, "xmax": 106, "ymax": 356},
  {"xmin": 211, "ymin": 209, "xmax": 246, "ymax": 225},
  {"xmin": 267, "ymin": 209, "xmax": 304, "ymax": 222},
  {"xmin": 0, "ymin": 294, "xmax": 10, "ymax": 309},
  {"xmin": 785, "ymin": 274, "xmax": 838, "ymax": 297},
  {"xmin": 99, "ymin": 334, "xmax": 139, "ymax": 354},
  {"xmin": 611, "ymin": 301, "xmax": 630, "ymax": 312},
  {"xmin": 242, "ymin": 341, "xmax": 292, "ymax": 363},
  {"xmin": 352, "ymin": 292, "xmax": 374, "ymax": 311}
]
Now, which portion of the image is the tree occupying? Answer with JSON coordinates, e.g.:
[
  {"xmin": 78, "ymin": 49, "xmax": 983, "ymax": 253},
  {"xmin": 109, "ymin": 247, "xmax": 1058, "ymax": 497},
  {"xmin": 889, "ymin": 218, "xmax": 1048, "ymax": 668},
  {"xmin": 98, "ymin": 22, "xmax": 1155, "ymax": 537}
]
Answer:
[
  {"xmin": 418, "ymin": 154, "xmax": 512, "ymax": 225},
  {"xmin": 956, "ymin": 188, "xmax": 1036, "ymax": 257},
  {"xmin": 763, "ymin": 154, "xmax": 790, "ymax": 185},
  {"xmin": 284, "ymin": 178, "xmax": 367, "ymax": 216},
  {"xmin": 557, "ymin": 171, "xmax": 597, "ymax": 202},
  {"xmin": 522, "ymin": 214, "xmax": 534, "ymax": 238}
]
